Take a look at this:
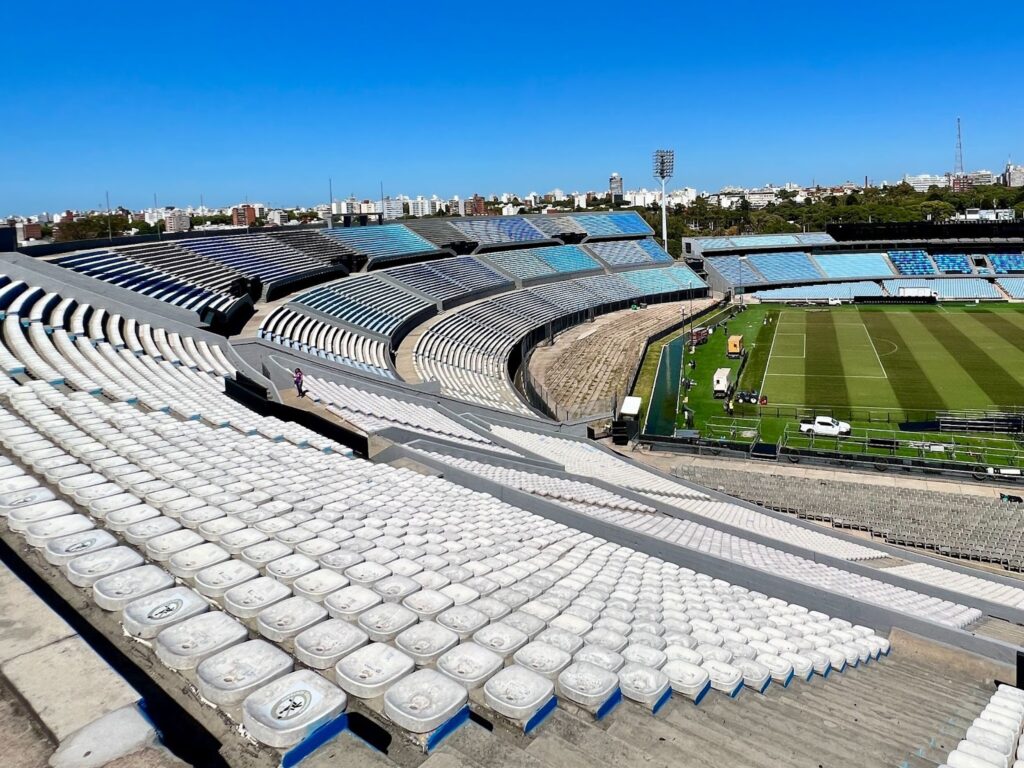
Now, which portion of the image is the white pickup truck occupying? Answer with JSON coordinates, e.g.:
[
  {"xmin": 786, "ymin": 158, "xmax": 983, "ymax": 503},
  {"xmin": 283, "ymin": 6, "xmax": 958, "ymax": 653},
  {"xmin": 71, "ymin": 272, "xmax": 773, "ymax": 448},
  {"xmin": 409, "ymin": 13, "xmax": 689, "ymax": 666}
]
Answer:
[{"xmin": 799, "ymin": 416, "xmax": 852, "ymax": 436}]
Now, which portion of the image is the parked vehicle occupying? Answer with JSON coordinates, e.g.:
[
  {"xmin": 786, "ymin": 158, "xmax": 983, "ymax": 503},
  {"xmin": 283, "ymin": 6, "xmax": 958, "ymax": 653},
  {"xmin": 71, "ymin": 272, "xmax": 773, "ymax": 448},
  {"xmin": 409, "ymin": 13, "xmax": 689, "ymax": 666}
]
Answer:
[
  {"xmin": 727, "ymin": 335, "xmax": 744, "ymax": 358},
  {"xmin": 713, "ymin": 368, "xmax": 734, "ymax": 398},
  {"xmin": 799, "ymin": 416, "xmax": 852, "ymax": 436}
]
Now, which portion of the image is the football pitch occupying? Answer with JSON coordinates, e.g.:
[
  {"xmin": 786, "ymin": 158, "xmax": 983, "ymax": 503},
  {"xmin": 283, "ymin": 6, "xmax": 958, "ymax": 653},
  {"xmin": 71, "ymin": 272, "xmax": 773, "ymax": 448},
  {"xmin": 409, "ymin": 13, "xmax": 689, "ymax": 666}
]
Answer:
[{"xmin": 753, "ymin": 305, "xmax": 1024, "ymax": 413}]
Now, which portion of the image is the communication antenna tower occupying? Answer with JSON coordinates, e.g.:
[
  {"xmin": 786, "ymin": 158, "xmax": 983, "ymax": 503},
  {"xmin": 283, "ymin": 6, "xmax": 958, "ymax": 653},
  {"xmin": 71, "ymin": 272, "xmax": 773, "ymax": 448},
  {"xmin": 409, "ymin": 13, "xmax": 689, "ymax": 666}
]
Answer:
[{"xmin": 955, "ymin": 117, "xmax": 965, "ymax": 175}]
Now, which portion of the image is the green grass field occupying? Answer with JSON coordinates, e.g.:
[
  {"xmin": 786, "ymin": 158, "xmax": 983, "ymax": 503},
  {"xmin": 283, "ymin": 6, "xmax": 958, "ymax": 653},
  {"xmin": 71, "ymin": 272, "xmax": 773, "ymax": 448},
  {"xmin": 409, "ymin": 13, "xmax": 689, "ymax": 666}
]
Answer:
[
  {"xmin": 754, "ymin": 304, "xmax": 1024, "ymax": 412},
  {"xmin": 634, "ymin": 302, "xmax": 1024, "ymax": 453}
]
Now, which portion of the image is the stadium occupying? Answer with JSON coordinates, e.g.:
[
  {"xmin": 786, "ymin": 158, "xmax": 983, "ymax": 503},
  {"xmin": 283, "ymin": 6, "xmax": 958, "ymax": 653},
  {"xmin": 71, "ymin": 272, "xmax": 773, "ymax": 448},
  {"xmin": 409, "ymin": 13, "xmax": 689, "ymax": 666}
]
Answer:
[{"xmin": 3, "ymin": 212, "xmax": 1024, "ymax": 768}]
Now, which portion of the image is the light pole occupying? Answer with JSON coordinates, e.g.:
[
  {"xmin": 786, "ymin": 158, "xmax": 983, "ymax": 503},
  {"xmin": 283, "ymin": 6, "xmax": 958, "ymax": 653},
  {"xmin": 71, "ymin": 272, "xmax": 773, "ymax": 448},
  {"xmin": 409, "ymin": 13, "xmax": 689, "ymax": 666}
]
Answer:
[{"xmin": 653, "ymin": 149, "xmax": 675, "ymax": 251}]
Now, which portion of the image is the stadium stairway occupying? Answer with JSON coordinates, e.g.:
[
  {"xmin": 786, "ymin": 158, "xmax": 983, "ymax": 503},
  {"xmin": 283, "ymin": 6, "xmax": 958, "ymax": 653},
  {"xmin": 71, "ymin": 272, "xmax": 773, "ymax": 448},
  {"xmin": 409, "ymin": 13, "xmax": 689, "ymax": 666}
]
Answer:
[{"xmin": 423, "ymin": 645, "xmax": 992, "ymax": 768}]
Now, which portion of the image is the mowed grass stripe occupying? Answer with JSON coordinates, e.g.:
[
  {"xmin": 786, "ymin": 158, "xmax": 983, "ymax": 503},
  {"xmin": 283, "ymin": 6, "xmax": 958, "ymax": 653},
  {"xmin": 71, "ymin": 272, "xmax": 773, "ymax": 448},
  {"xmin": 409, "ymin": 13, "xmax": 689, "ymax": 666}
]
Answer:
[
  {"xmin": 975, "ymin": 310, "xmax": 1024, "ymax": 356},
  {"xmin": 859, "ymin": 310, "xmax": 945, "ymax": 411},
  {"xmin": 915, "ymin": 313, "xmax": 1024, "ymax": 407},
  {"xmin": 803, "ymin": 311, "xmax": 849, "ymax": 406}
]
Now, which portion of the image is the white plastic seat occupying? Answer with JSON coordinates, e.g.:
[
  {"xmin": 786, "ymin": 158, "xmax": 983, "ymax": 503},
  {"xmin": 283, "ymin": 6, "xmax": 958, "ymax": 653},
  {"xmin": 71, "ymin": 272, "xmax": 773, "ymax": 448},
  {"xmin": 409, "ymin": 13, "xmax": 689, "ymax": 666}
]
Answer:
[
  {"xmin": 241, "ymin": 670, "xmax": 347, "ymax": 749},
  {"xmin": 155, "ymin": 611, "xmax": 249, "ymax": 670},
  {"xmin": 122, "ymin": 586, "xmax": 210, "ymax": 639},
  {"xmin": 334, "ymin": 642, "xmax": 415, "ymax": 699},
  {"xmin": 197, "ymin": 640, "xmax": 294, "ymax": 707},
  {"xmin": 384, "ymin": 668, "xmax": 468, "ymax": 734},
  {"xmin": 93, "ymin": 565, "xmax": 175, "ymax": 611},
  {"xmin": 293, "ymin": 619, "xmax": 368, "ymax": 670}
]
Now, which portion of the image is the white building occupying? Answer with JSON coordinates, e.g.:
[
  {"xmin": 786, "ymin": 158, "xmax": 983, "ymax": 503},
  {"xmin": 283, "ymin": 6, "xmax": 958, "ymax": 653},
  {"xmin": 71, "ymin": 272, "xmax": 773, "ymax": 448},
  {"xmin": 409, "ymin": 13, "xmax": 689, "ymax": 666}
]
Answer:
[
  {"xmin": 268, "ymin": 210, "xmax": 288, "ymax": 226},
  {"xmin": 666, "ymin": 187, "xmax": 697, "ymax": 207},
  {"xmin": 572, "ymin": 193, "xmax": 587, "ymax": 209},
  {"xmin": 381, "ymin": 197, "xmax": 405, "ymax": 220},
  {"xmin": 624, "ymin": 188, "xmax": 659, "ymax": 207},
  {"xmin": 902, "ymin": 173, "xmax": 950, "ymax": 192},
  {"xmin": 408, "ymin": 196, "xmax": 431, "ymax": 217},
  {"xmin": 1005, "ymin": 164, "xmax": 1024, "ymax": 188},
  {"xmin": 953, "ymin": 208, "xmax": 1016, "ymax": 222},
  {"xmin": 163, "ymin": 209, "xmax": 191, "ymax": 233},
  {"xmin": 449, "ymin": 197, "xmax": 466, "ymax": 216},
  {"xmin": 501, "ymin": 203, "xmax": 523, "ymax": 216}
]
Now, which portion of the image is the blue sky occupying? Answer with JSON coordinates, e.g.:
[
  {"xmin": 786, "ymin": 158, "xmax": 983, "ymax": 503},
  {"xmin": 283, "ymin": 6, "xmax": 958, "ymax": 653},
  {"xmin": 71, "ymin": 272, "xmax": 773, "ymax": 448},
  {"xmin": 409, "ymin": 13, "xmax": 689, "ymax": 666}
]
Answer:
[{"xmin": 3, "ymin": 0, "xmax": 1022, "ymax": 214}]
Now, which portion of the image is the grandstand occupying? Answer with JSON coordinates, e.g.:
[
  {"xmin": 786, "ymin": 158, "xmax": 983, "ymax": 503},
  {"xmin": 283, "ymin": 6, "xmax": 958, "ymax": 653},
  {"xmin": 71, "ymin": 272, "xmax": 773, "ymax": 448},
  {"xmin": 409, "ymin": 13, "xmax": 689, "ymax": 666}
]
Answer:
[
  {"xmin": 5, "ymin": 214, "xmax": 1024, "ymax": 768},
  {"xmin": 409, "ymin": 266, "xmax": 707, "ymax": 414}
]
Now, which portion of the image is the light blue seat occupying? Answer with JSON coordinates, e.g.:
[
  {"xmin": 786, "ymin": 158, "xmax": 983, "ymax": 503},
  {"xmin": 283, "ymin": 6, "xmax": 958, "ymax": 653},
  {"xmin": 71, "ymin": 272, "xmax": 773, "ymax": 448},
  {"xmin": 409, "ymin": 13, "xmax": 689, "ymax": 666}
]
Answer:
[
  {"xmin": 588, "ymin": 239, "xmax": 672, "ymax": 266},
  {"xmin": 451, "ymin": 218, "xmax": 546, "ymax": 245},
  {"xmin": 321, "ymin": 225, "xmax": 437, "ymax": 263},
  {"xmin": 747, "ymin": 252, "xmax": 822, "ymax": 283},
  {"xmin": 997, "ymin": 278, "xmax": 1024, "ymax": 298},
  {"xmin": 812, "ymin": 253, "xmax": 894, "ymax": 279},
  {"xmin": 705, "ymin": 256, "xmax": 765, "ymax": 285}
]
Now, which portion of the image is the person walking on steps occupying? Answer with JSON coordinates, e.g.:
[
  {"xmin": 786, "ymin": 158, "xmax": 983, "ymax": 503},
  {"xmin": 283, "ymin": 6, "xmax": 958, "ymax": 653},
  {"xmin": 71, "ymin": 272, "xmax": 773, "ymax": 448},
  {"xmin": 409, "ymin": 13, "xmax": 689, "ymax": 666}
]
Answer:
[{"xmin": 294, "ymin": 368, "xmax": 305, "ymax": 398}]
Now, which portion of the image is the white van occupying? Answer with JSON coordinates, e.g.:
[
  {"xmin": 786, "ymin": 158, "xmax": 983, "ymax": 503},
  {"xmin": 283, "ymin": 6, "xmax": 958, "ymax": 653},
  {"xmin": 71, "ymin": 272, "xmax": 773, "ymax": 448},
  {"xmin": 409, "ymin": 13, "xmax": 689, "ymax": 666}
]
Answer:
[{"xmin": 713, "ymin": 368, "xmax": 734, "ymax": 398}]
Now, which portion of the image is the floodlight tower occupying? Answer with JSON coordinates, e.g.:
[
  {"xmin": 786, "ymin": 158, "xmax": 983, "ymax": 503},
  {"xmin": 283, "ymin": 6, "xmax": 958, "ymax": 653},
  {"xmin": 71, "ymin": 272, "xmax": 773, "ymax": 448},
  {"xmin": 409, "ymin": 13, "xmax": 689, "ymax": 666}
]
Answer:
[{"xmin": 653, "ymin": 149, "xmax": 675, "ymax": 250}]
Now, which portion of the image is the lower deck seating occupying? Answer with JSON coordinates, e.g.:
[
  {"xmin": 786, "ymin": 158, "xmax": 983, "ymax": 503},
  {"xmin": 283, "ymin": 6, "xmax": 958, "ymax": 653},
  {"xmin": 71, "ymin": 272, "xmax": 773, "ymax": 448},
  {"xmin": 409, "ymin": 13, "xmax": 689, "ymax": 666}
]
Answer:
[
  {"xmin": 882, "ymin": 278, "xmax": 1001, "ymax": 300},
  {"xmin": 412, "ymin": 268, "xmax": 707, "ymax": 414},
  {"xmin": 672, "ymin": 462, "xmax": 1024, "ymax": 578},
  {"xmin": 491, "ymin": 427, "xmax": 981, "ymax": 629},
  {"xmin": 302, "ymin": 374, "xmax": 513, "ymax": 453},
  {"xmin": 753, "ymin": 282, "xmax": 883, "ymax": 301},
  {"xmin": 257, "ymin": 307, "xmax": 394, "ymax": 378},
  {"xmin": 997, "ymin": 278, "xmax": 1024, "ymax": 298}
]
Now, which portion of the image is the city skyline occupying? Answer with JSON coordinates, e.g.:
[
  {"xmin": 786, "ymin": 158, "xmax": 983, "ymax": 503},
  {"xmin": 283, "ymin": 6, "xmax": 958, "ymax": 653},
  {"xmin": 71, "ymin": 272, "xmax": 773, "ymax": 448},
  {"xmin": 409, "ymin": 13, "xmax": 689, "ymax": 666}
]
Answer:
[{"xmin": 3, "ymin": 0, "xmax": 1023, "ymax": 214}]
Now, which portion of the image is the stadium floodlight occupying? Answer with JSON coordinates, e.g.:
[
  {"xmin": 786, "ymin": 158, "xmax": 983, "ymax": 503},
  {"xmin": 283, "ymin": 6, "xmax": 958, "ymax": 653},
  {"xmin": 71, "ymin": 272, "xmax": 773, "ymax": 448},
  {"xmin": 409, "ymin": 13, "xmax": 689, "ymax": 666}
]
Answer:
[{"xmin": 652, "ymin": 149, "xmax": 675, "ymax": 250}]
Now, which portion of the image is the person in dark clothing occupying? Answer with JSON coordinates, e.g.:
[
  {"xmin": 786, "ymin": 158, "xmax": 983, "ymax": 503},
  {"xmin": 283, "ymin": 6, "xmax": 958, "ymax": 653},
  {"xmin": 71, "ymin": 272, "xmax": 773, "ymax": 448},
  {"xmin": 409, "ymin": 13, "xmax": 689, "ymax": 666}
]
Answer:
[{"xmin": 294, "ymin": 368, "xmax": 305, "ymax": 398}]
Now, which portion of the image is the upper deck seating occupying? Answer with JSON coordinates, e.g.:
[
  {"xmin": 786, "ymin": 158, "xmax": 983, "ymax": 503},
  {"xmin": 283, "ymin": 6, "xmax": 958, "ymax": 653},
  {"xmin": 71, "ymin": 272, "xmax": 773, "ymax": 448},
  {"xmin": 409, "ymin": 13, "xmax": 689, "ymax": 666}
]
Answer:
[{"xmin": 812, "ymin": 253, "xmax": 895, "ymax": 279}]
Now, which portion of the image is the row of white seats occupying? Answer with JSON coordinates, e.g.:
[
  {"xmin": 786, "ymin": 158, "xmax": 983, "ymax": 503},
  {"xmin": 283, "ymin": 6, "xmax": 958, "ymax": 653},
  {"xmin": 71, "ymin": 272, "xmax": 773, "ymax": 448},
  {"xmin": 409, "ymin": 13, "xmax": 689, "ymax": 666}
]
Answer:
[
  {"xmin": 0, "ymin": 363, "xmax": 885, "ymax": 749},
  {"xmin": 304, "ymin": 375, "xmax": 516, "ymax": 454},
  {"xmin": 491, "ymin": 426, "xmax": 984, "ymax": 629},
  {"xmin": 942, "ymin": 684, "xmax": 1024, "ymax": 768}
]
